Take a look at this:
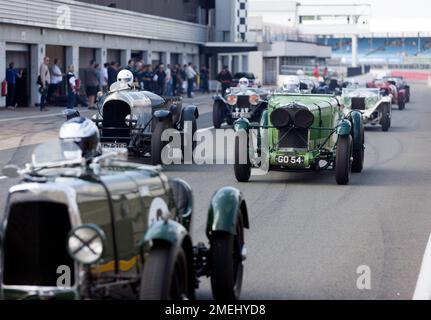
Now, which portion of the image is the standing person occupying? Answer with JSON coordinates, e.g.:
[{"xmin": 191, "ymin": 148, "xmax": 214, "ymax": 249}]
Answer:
[
  {"xmin": 323, "ymin": 66, "xmax": 329, "ymax": 79},
  {"xmin": 314, "ymin": 65, "xmax": 320, "ymax": 79},
  {"xmin": 48, "ymin": 58, "xmax": 63, "ymax": 104},
  {"xmin": 5, "ymin": 62, "xmax": 22, "ymax": 108},
  {"xmin": 142, "ymin": 65, "xmax": 154, "ymax": 92},
  {"xmin": 125, "ymin": 59, "xmax": 137, "ymax": 81},
  {"xmin": 66, "ymin": 65, "xmax": 78, "ymax": 109},
  {"xmin": 171, "ymin": 64, "xmax": 179, "ymax": 96},
  {"xmin": 84, "ymin": 60, "xmax": 99, "ymax": 110},
  {"xmin": 217, "ymin": 65, "xmax": 233, "ymax": 97},
  {"xmin": 165, "ymin": 64, "xmax": 173, "ymax": 96},
  {"xmin": 39, "ymin": 56, "xmax": 51, "ymax": 111},
  {"xmin": 185, "ymin": 62, "xmax": 197, "ymax": 98},
  {"xmin": 107, "ymin": 61, "xmax": 118, "ymax": 87},
  {"xmin": 200, "ymin": 65, "xmax": 209, "ymax": 94},
  {"xmin": 179, "ymin": 64, "xmax": 187, "ymax": 95},
  {"xmin": 100, "ymin": 63, "xmax": 109, "ymax": 92},
  {"xmin": 154, "ymin": 64, "xmax": 166, "ymax": 96}
]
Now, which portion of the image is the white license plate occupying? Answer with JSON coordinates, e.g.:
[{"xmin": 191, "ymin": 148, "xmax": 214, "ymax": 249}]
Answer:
[
  {"xmin": 102, "ymin": 143, "xmax": 128, "ymax": 153},
  {"xmin": 277, "ymin": 155, "xmax": 305, "ymax": 165}
]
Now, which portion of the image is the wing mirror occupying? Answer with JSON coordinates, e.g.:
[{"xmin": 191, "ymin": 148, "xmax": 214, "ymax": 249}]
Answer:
[{"xmin": 2, "ymin": 165, "xmax": 21, "ymax": 178}]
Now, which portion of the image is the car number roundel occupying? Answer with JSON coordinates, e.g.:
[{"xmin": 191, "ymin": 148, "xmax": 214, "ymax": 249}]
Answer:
[{"xmin": 148, "ymin": 197, "xmax": 170, "ymax": 226}]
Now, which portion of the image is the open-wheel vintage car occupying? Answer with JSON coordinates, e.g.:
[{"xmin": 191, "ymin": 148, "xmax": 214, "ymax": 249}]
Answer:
[
  {"xmin": 366, "ymin": 77, "xmax": 407, "ymax": 110},
  {"xmin": 341, "ymin": 87, "xmax": 392, "ymax": 131},
  {"xmin": 233, "ymin": 94, "xmax": 365, "ymax": 185},
  {"xmin": 0, "ymin": 119, "xmax": 249, "ymax": 300},
  {"xmin": 93, "ymin": 81, "xmax": 199, "ymax": 165},
  {"xmin": 212, "ymin": 86, "xmax": 269, "ymax": 129}
]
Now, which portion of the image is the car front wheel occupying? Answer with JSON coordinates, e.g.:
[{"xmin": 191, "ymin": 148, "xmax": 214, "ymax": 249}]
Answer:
[
  {"xmin": 151, "ymin": 119, "xmax": 170, "ymax": 165},
  {"xmin": 213, "ymin": 101, "xmax": 225, "ymax": 129},
  {"xmin": 140, "ymin": 243, "xmax": 192, "ymax": 300},
  {"xmin": 381, "ymin": 104, "xmax": 390, "ymax": 132},
  {"xmin": 210, "ymin": 213, "xmax": 245, "ymax": 301},
  {"xmin": 234, "ymin": 132, "xmax": 251, "ymax": 182},
  {"xmin": 335, "ymin": 135, "xmax": 353, "ymax": 185}
]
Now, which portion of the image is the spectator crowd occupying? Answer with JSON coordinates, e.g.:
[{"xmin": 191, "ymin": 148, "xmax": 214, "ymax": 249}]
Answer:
[{"xmin": 3, "ymin": 56, "xmax": 235, "ymax": 111}]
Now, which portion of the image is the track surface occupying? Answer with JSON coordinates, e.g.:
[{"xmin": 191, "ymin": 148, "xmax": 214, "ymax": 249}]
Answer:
[{"xmin": 1, "ymin": 84, "xmax": 431, "ymax": 299}]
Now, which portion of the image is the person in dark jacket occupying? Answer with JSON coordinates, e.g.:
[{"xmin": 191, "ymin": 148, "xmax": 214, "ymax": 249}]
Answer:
[
  {"xmin": 154, "ymin": 64, "xmax": 167, "ymax": 96},
  {"xmin": 107, "ymin": 61, "xmax": 118, "ymax": 87},
  {"xmin": 217, "ymin": 66, "xmax": 233, "ymax": 97}
]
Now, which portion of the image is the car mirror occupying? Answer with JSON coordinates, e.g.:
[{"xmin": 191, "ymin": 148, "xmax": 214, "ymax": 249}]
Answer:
[{"xmin": 2, "ymin": 165, "xmax": 20, "ymax": 178}]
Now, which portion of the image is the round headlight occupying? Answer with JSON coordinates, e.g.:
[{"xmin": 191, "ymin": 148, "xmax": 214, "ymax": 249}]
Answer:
[
  {"xmin": 125, "ymin": 114, "xmax": 138, "ymax": 127},
  {"xmin": 249, "ymin": 94, "xmax": 260, "ymax": 106},
  {"xmin": 67, "ymin": 224, "xmax": 105, "ymax": 265},
  {"xmin": 270, "ymin": 107, "xmax": 292, "ymax": 129},
  {"xmin": 294, "ymin": 109, "xmax": 314, "ymax": 129},
  {"xmin": 226, "ymin": 95, "xmax": 238, "ymax": 106}
]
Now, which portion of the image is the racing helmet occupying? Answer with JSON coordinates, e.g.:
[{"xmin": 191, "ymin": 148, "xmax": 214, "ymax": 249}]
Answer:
[
  {"xmin": 282, "ymin": 76, "xmax": 300, "ymax": 93},
  {"xmin": 238, "ymin": 77, "xmax": 250, "ymax": 88},
  {"xmin": 59, "ymin": 117, "xmax": 101, "ymax": 160},
  {"xmin": 117, "ymin": 69, "xmax": 134, "ymax": 85},
  {"xmin": 296, "ymin": 69, "xmax": 305, "ymax": 76}
]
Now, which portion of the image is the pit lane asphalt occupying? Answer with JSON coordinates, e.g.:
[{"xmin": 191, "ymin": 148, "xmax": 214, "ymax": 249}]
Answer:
[{"xmin": 1, "ymin": 85, "xmax": 431, "ymax": 300}]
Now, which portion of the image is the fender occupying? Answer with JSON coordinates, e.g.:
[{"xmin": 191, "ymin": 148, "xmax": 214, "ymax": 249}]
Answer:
[
  {"xmin": 141, "ymin": 220, "xmax": 188, "ymax": 247},
  {"xmin": 154, "ymin": 109, "xmax": 172, "ymax": 121},
  {"xmin": 213, "ymin": 95, "xmax": 227, "ymax": 104},
  {"xmin": 336, "ymin": 118, "xmax": 352, "ymax": 136},
  {"xmin": 349, "ymin": 111, "xmax": 363, "ymax": 152},
  {"xmin": 181, "ymin": 104, "xmax": 199, "ymax": 122},
  {"xmin": 206, "ymin": 187, "xmax": 250, "ymax": 237},
  {"xmin": 234, "ymin": 117, "xmax": 250, "ymax": 132}
]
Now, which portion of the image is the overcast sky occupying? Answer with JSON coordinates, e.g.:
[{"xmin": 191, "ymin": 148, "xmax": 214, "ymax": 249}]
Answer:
[{"xmin": 297, "ymin": 0, "xmax": 431, "ymax": 32}]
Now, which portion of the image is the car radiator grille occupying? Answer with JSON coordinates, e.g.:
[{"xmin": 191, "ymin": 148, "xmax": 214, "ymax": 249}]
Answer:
[
  {"xmin": 102, "ymin": 101, "xmax": 131, "ymax": 139},
  {"xmin": 351, "ymin": 97, "xmax": 366, "ymax": 111},
  {"xmin": 2, "ymin": 202, "xmax": 75, "ymax": 287},
  {"xmin": 236, "ymin": 96, "xmax": 250, "ymax": 108},
  {"xmin": 278, "ymin": 128, "xmax": 309, "ymax": 149}
]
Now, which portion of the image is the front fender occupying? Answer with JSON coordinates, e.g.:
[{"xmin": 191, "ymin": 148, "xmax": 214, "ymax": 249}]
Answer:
[
  {"xmin": 213, "ymin": 95, "xmax": 226, "ymax": 104},
  {"xmin": 154, "ymin": 109, "xmax": 172, "ymax": 120},
  {"xmin": 234, "ymin": 117, "xmax": 251, "ymax": 132},
  {"xmin": 141, "ymin": 220, "xmax": 188, "ymax": 247},
  {"xmin": 206, "ymin": 187, "xmax": 249, "ymax": 237},
  {"xmin": 348, "ymin": 110, "xmax": 363, "ymax": 151},
  {"xmin": 336, "ymin": 118, "xmax": 352, "ymax": 136}
]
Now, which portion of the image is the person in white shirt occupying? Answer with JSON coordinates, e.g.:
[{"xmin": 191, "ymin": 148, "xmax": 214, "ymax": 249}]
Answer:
[
  {"xmin": 185, "ymin": 62, "xmax": 197, "ymax": 98},
  {"xmin": 66, "ymin": 65, "xmax": 77, "ymax": 109},
  {"xmin": 100, "ymin": 63, "xmax": 109, "ymax": 92},
  {"xmin": 48, "ymin": 58, "xmax": 63, "ymax": 103}
]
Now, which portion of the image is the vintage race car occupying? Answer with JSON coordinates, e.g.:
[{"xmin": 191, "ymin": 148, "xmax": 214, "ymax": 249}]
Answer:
[
  {"xmin": 341, "ymin": 88, "xmax": 392, "ymax": 131},
  {"xmin": 0, "ymin": 140, "xmax": 249, "ymax": 300},
  {"xmin": 93, "ymin": 82, "xmax": 199, "ymax": 164},
  {"xmin": 383, "ymin": 76, "xmax": 411, "ymax": 103},
  {"xmin": 212, "ymin": 87, "xmax": 269, "ymax": 128},
  {"xmin": 233, "ymin": 94, "xmax": 365, "ymax": 185},
  {"xmin": 366, "ymin": 78, "xmax": 407, "ymax": 110}
]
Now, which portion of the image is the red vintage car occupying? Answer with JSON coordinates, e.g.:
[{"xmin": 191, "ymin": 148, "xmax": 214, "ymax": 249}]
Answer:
[{"xmin": 366, "ymin": 78, "xmax": 407, "ymax": 110}]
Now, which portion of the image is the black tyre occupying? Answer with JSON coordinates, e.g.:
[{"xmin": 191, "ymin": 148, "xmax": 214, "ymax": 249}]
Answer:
[
  {"xmin": 210, "ymin": 213, "xmax": 245, "ymax": 301},
  {"xmin": 140, "ymin": 244, "xmax": 191, "ymax": 300},
  {"xmin": 352, "ymin": 123, "xmax": 365, "ymax": 173},
  {"xmin": 335, "ymin": 135, "xmax": 353, "ymax": 185},
  {"xmin": 151, "ymin": 120, "xmax": 170, "ymax": 165},
  {"xmin": 182, "ymin": 119, "xmax": 197, "ymax": 156},
  {"xmin": 405, "ymin": 88, "xmax": 410, "ymax": 103},
  {"xmin": 234, "ymin": 132, "xmax": 251, "ymax": 182},
  {"xmin": 398, "ymin": 95, "xmax": 405, "ymax": 110},
  {"xmin": 381, "ymin": 104, "xmax": 390, "ymax": 132},
  {"xmin": 213, "ymin": 101, "xmax": 225, "ymax": 129}
]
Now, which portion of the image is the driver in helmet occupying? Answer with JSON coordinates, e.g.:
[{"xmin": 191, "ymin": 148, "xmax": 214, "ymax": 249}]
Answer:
[
  {"xmin": 117, "ymin": 69, "xmax": 134, "ymax": 86},
  {"xmin": 282, "ymin": 76, "xmax": 300, "ymax": 93},
  {"xmin": 59, "ymin": 117, "xmax": 102, "ymax": 162},
  {"xmin": 238, "ymin": 77, "xmax": 250, "ymax": 88}
]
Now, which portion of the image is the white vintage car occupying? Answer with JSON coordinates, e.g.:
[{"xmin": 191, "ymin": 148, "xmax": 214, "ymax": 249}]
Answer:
[{"xmin": 341, "ymin": 87, "xmax": 392, "ymax": 132}]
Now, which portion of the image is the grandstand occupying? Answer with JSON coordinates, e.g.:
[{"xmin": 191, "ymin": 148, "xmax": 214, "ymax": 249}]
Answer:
[{"xmin": 319, "ymin": 37, "xmax": 431, "ymax": 64}]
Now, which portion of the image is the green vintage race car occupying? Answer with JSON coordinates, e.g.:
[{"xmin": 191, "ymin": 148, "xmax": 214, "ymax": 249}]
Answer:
[
  {"xmin": 233, "ymin": 93, "xmax": 365, "ymax": 185},
  {"xmin": 0, "ymin": 139, "xmax": 249, "ymax": 300}
]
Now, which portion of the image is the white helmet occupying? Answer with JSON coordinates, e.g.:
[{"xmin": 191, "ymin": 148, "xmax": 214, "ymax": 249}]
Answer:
[
  {"xmin": 238, "ymin": 77, "xmax": 250, "ymax": 88},
  {"xmin": 296, "ymin": 69, "xmax": 305, "ymax": 76},
  {"xmin": 282, "ymin": 76, "xmax": 300, "ymax": 93},
  {"xmin": 117, "ymin": 69, "xmax": 134, "ymax": 85}
]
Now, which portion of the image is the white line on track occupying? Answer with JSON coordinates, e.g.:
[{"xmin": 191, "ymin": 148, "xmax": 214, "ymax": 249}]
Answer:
[
  {"xmin": 0, "ymin": 176, "xmax": 7, "ymax": 180},
  {"xmin": 413, "ymin": 232, "xmax": 431, "ymax": 300},
  {"xmin": 196, "ymin": 126, "xmax": 214, "ymax": 134}
]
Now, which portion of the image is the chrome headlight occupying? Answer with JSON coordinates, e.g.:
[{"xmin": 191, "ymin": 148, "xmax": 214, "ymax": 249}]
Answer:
[
  {"xmin": 67, "ymin": 224, "xmax": 105, "ymax": 265},
  {"xmin": 91, "ymin": 114, "xmax": 102, "ymax": 128},
  {"xmin": 125, "ymin": 114, "xmax": 138, "ymax": 127}
]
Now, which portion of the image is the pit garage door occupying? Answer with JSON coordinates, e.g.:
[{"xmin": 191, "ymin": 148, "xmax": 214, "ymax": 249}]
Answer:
[{"xmin": 6, "ymin": 43, "xmax": 30, "ymax": 107}]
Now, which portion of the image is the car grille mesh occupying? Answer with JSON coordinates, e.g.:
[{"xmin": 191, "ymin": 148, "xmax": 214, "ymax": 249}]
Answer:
[{"xmin": 278, "ymin": 128, "xmax": 309, "ymax": 149}]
